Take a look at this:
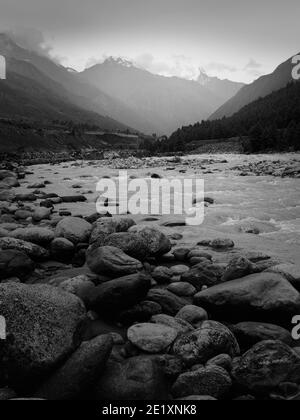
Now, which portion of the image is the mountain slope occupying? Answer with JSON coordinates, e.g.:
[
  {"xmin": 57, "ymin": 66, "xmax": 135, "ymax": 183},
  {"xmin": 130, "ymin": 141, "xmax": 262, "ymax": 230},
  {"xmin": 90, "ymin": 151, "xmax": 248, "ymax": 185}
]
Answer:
[
  {"xmin": 166, "ymin": 80, "xmax": 300, "ymax": 152},
  {"xmin": 210, "ymin": 54, "xmax": 299, "ymax": 120},
  {"xmin": 197, "ymin": 69, "xmax": 244, "ymax": 102},
  {"xmin": 0, "ymin": 57, "xmax": 130, "ymax": 130},
  {"xmin": 0, "ymin": 33, "xmax": 139, "ymax": 131},
  {"xmin": 80, "ymin": 57, "xmax": 224, "ymax": 135}
]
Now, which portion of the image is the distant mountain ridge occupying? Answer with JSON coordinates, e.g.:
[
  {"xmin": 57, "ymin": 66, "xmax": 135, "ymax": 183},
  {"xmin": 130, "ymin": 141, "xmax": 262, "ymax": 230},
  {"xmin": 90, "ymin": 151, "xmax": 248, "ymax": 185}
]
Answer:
[
  {"xmin": 79, "ymin": 57, "xmax": 229, "ymax": 134},
  {"xmin": 210, "ymin": 54, "xmax": 299, "ymax": 120},
  {"xmin": 197, "ymin": 69, "xmax": 244, "ymax": 102}
]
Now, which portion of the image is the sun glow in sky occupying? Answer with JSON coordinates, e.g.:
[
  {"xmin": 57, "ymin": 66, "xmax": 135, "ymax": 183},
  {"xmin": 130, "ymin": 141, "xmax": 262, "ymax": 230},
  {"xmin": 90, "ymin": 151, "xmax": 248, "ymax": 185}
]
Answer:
[{"xmin": 0, "ymin": 0, "xmax": 299, "ymax": 83}]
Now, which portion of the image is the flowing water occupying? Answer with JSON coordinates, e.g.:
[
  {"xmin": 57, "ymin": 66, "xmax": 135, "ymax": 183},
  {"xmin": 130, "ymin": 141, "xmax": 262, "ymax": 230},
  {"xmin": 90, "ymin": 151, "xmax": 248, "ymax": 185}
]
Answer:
[{"xmin": 17, "ymin": 153, "xmax": 300, "ymax": 264}]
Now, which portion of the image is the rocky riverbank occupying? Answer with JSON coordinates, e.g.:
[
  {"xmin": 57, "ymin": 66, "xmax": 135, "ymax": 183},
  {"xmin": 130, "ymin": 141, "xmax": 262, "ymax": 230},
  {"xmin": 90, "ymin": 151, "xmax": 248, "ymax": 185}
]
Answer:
[{"xmin": 0, "ymin": 158, "xmax": 300, "ymax": 401}]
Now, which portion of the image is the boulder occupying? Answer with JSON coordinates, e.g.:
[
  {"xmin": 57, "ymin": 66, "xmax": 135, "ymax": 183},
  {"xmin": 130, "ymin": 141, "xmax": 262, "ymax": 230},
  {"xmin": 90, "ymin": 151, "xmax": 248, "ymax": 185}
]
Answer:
[
  {"xmin": 104, "ymin": 232, "xmax": 149, "ymax": 260},
  {"xmin": 50, "ymin": 238, "xmax": 75, "ymax": 262},
  {"xmin": 232, "ymin": 340, "xmax": 300, "ymax": 393},
  {"xmin": 86, "ymin": 246, "xmax": 142, "ymax": 277},
  {"xmin": 11, "ymin": 227, "xmax": 55, "ymax": 246},
  {"xmin": 147, "ymin": 289, "xmax": 188, "ymax": 316},
  {"xmin": 167, "ymin": 282, "xmax": 196, "ymax": 297},
  {"xmin": 15, "ymin": 193, "xmax": 37, "ymax": 202},
  {"xmin": 128, "ymin": 323, "xmax": 178, "ymax": 353},
  {"xmin": 175, "ymin": 305, "xmax": 208, "ymax": 327},
  {"xmin": 0, "ymin": 237, "xmax": 49, "ymax": 261},
  {"xmin": 34, "ymin": 335, "xmax": 113, "ymax": 400},
  {"xmin": 152, "ymin": 266, "xmax": 173, "ymax": 283},
  {"xmin": 172, "ymin": 321, "xmax": 240, "ymax": 366},
  {"xmin": 194, "ymin": 273, "xmax": 300, "ymax": 324},
  {"xmin": 210, "ymin": 238, "xmax": 235, "ymax": 250},
  {"xmin": 222, "ymin": 256, "xmax": 254, "ymax": 282},
  {"xmin": 90, "ymin": 217, "xmax": 136, "ymax": 245},
  {"xmin": 151, "ymin": 314, "xmax": 194, "ymax": 334},
  {"xmin": 231, "ymin": 322, "xmax": 293, "ymax": 351},
  {"xmin": 55, "ymin": 217, "xmax": 92, "ymax": 245},
  {"xmin": 266, "ymin": 264, "xmax": 300, "ymax": 290},
  {"xmin": 0, "ymin": 250, "xmax": 34, "ymax": 280},
  {"xmin": 172, "ymin": 366, "xmax": 232, "ymax": 399},
  {"xmin": 85, "ymin": 273, "xmax": 151, "ymax": 314},
  {"xmin": 32, "ymin": 207, "xmax": 51, "ymax": 222},
  {"xmin": 128, "ymin": 225, "xmax": 171, "ymax": 257},
  {"xmin": 182, "ymin": 264, "xmax": 225, "ymax": 291},
  {"xmin": 95, "ymin": 356, "xmax": 168, "ymax": 400},
  {"xmin": 0, "ymin": 283, "xmax": 86, "ymax": 389}
]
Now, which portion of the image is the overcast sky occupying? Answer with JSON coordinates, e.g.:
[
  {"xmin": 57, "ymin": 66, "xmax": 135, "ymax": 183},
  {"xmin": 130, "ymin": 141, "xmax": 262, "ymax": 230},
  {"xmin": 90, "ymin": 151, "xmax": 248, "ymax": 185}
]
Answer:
[{"xmin": 0, "ymin": 0, "xmax": 299, "ymax": 83}]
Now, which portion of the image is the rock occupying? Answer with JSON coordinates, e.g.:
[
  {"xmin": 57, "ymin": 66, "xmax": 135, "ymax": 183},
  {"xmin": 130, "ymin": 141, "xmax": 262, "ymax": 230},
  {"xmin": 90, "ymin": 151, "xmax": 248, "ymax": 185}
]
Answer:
[
  {"xmin": 173, "ymin": 248, "xmax": 191, "ymax": 262},
  {"xmin": 50, "ymin": 238, "xmax": 75, "ymax": 262},
  {"xmin": 59, "ymin": 275, "xmax": 95, "ymax": 300},
  {"xmin": 187, "ymin": 250, "xmax": 212, "ymax": 261},
  {"xmin": 173, "ymin": 321, "xmax": 240, "ymax": 366},
  {"xmin": 152, "ymin": 266, "xmax": 173, "ymax": 283},
  {"xmin": 210, "ymin": 238, "xmax": 235, "ymax": 250},
  {"xmin": 34, "ymin": 335, "xmax": 113, "ymax": 400},
  {"xmin": 172, "ymin": 366, "xmax": 232, "ymax": 399},
  {"xmin": 0, "ymin": 237, "xmax": 49, "ymax": 261},
  {"xmin": 95, "ymin": 356, "xmax": 168, "ymax": 400},
  {"xmin": 175, "ymin": 305, "xmax": 208, "ymax": 327},
  {"xmin": 0, "ymin": 189, "xmax": 15, "ymax": 202},
  {"xmin": 170, "ymin": 265, "xmax": 190, "ymax": 276},
  {"xmin": 232, "ymin": 340, "xmax": 300, "ymax": 393},
  {"xmin": 182, "ymin": 264, "xmax": 224, "ymax": 291},
  {"xmin": 11, "ymin": 227, "xmax": 55, "ymax": 246},
  {"xmin": 27, "ymin": 183, "xmax": 45, "ymax": 189},
  {"xmin": 266, "ymin": 264, "xmax": 300, "ymax": 290},
  {"xmin": 60, "ymin": 195, "xmax": 87, "ymax": 203},
  {"xmin": 32, "ymin": 207, "xmax": 51, "ymax": 222},
  {"xmin": 194, "ymin": 273, "xmax": 300, "ymax": 324},
  {"xmin": 15, "ymin": 193, "xmax": 37, "ymax": 202},
  {"xmin": 128, "ymin": 323, "xmax": 178, "ymax": 353},
  {"xmin": 128, "ymin": 225, "xmax": 171, "ymax": 257},
  {"xmin": 167, "ymin": 282, "xmax": 196, "ymax": 297},
  {"xmin": 104, "ymin": 232, "xmax": 149, "ymax": 260},
  {"xmin": 90, "ymin": 217, "xmax": 136, "ymax": 245},
  {"xmin": 15, "ymin": 210, "xmax": 32, "ymax": 220},
  {"xmin": 87, "ymin": 245, "xmax": 143, "ymax": 277},
  {"xmin": 85, "ymin": 273, "xmax": 151, "ymax": 314},
  {"xmin": 231, "ymin": 322, "xmax": 293, "ymax": 351},
  {"xmin": 55, "ymin": 217, "xmax": 92, "ymax": 245},
  {"xmin": 151, "ymin": 314, "xmax": 194, "ymax": 334},
  {"xmin": 206, "ymin": 354, "xmax": 233, "ymax": 372},
  {"xmin": 147, "ymin": 289, "xmax": 188, "ymax": 316},
  {"xmin": 0, "ymin": 283, "xmax": 86, "ymax": 389},
  {"xmin": 0, "ymin": 250, "xmax": 34, "ymax": 280},
  {"xmin": 222, "ymin": 256, "xmax": 254, "ymax": 282},
  {"xmin": 119, "ymin": 301, "xmax": 162, "ymax": 324}
]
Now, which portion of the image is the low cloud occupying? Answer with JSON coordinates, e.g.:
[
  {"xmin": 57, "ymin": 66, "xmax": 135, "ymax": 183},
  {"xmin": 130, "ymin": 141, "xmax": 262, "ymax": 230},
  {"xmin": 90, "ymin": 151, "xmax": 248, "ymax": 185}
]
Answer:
[
  {"xmin": 4, "ymin": 27, "xmax": 65, "ymax": 64},
  {"xmin": 205, "ymin": 62, "xmax": 238, "ymax": 73},
  {"xmin": 244, "ymin": 58, "xmax": 262, "ymax": 70}
]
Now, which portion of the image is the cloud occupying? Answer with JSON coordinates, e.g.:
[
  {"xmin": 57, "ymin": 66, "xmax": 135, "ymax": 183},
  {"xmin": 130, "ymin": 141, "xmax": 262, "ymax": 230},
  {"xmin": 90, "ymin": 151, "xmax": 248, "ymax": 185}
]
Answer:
[
  {"xmin": 244, "ymin": 58, "xmax": 262, "ymax": 70},
  {"xmin": 4, "ymin": 27, "xmax": 65, "ymax": 64},
  {"xmin": 205, "ymin": 62, "xmax": 238, "ymax": 73},
  {"xmin": 134, "ymin": 53, "xmax": 199, "ymax": 79}
]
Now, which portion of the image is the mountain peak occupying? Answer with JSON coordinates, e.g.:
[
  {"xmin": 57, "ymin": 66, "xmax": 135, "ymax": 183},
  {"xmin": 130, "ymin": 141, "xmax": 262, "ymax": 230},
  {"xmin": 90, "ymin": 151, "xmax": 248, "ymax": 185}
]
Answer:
[
  {"xmin": 197, "ymin": 68, "xmax": 210, "ymax": 85},
  {"xmin": 104, "ymin": 56, "xmax": 134, "ymax": 68}
]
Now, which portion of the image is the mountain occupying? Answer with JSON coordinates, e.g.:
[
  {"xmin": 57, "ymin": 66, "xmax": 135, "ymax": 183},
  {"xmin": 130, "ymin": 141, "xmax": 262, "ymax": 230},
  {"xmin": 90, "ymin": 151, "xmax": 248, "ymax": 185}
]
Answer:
[
  {"xmin": 0, "ymin": 34, "xmax": 135, "ymax": 131},
  {"xmin": 79, "ymin": 57, "xmax": 225, "ymax": 135},
  {"xmin": 197, "ymin": 69, "xmax": 244, "ymax": 102},
  {"xmin": 165, "ymin": 80, "xmax": 300, "ymax": 152},
  {"xmin": 210, "ymin": 54, "xmax": 299, "ymax": 120}
]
